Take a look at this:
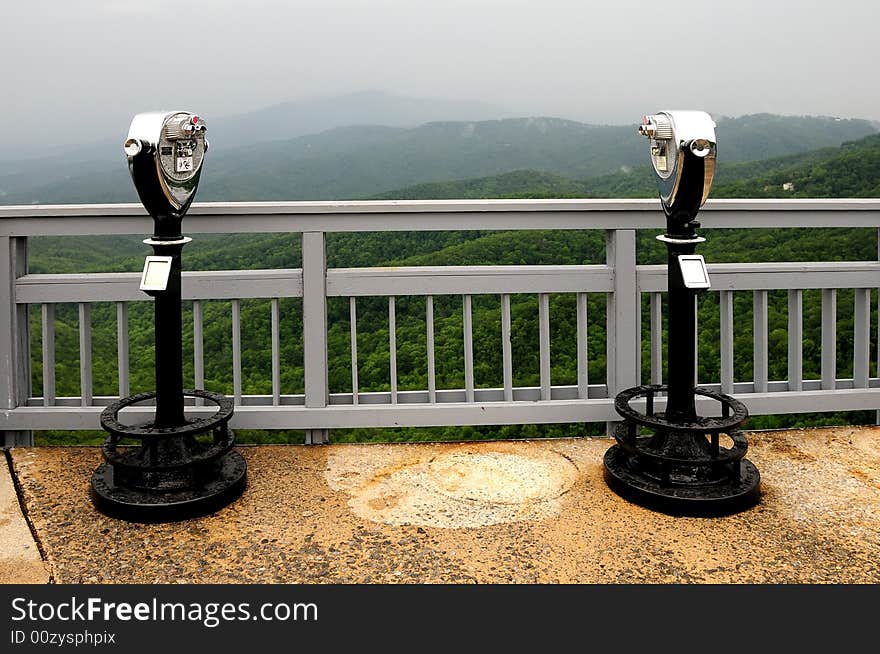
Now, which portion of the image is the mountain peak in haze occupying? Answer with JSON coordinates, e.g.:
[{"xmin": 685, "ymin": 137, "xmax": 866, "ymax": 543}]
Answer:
[{"xmin": 210, "ymin": 90, "xmax": 513, "ymax": 149}]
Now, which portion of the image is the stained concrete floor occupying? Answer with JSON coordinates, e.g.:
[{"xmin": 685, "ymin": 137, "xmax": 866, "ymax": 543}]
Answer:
[
  {"xmin": 0, "ymin": 453, "xmax": 48, "ymax": 583},
  {"xmin": 5, "ymin": 426, "xmax": 880, "ymax": 584}
]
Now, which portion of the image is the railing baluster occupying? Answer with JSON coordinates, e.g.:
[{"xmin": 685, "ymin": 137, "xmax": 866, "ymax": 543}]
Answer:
[
  {"xmin": 271, "ymin": 298, "xmax": 281, "ymax": 406},
  {"xmin": 349, "ymin": 297, "xmax": 358, "ymax": 406},
  {"xmin": 822, "ymin": 288, "xmax": 837, "ymax": 390},
  {"xmin": 502, "ymin": 294, "xmax": 514, "ymax": 402},
  {"xmin": 753, "ymin": 290, "xmax": 768, "ymax": 393},
  {"xmin": 853, "ymin": 288, "xmax": 870, "ymax": 388},
  {"xmin": 115, "ymin": 302, "xmax": 129, "ymax": 399},
  {"xmin": 78, "ymin": 302, "xmax": 92, "ymax": 407},
  {"xmin": 302, "ymin": 231, "xmax": 329, "ymax": 444},
  {"xmin": 650, "ymin": 292, "xmax": 662, "ymax": 386},
  {"xmin": 606, "ymin": 230, "xmax": 639, "ymax": 434},
  {"xmin": 576, "ymin": 292, "xmax": 589, "ymax": 398},
  {"xmin": 787, "ymin": 290, "xmax": 803, "ymax": 392},
  {"xmin": 0, "ymin": 236, "xmax": 31, "ymax": 446},
  {"xmin": 539, "ymin": 293, "xmax": 551, "ymax": 400},
  {"xmin": 463, "ymin": 294, "xmax": 474, "ymax": 402},
  {"xmin": 389, "ymin": 296, "xmax": 397, "ymax": 404},
  {"xmin": 41, "ymin": 303, "xmax": 55, "ymax": 406},
  {"xmin": 193, "ymin": 299, "xmax": 204, "ymax": 405},
  {"xmin": 426, "ymin": 295, "xmax": 436, "ymax": 403},
  {"xmin": 41, "ymin": 303, "xmax": 56, "ymax": 406},
  {"xmin": 232, "ymin": 299, "xmax": 242, "ymax": 404},
  {"xmin": 720, "ymin": 291, "xmax": 733, "ymax": 394}
]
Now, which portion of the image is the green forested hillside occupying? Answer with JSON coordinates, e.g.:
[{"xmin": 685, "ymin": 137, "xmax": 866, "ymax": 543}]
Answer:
[
  {"xmin": 372, "ymin": 170, "xmax": 593, "ymax": 200},
  {"xmin": 26, "ymin": 130, "xmax": 880, "ymax": 444}
]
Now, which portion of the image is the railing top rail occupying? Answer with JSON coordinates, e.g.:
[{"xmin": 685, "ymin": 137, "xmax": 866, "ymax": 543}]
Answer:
[
  {"xmin": 2, "ymin": 198, "xmax": 880, "ymax": 236},
  {"xmin": 3, "ymin": 198, "xmax": 880, "ymax": 217}
]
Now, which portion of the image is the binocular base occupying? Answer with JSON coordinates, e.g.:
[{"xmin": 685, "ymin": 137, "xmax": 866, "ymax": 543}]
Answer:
[
  {"xmin": 603, "ymin": 445, "xmax": 760, "ymax": 517},
  {"xmin": 91, "ymin": 389, "xmax": 246, "ymax": 522},
  {"xmin": 90, "ymin": 451, "xmax": 247, "ymax": 523},
  {"xmin": 604, "ymin": 384, "xmax": 761, "ymax": 516}
]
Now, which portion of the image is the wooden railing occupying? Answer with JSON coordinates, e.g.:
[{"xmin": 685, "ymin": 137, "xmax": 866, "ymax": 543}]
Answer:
[{"xmin": 2, "ymin": 199, "xmax": 879, "ymax": 445}]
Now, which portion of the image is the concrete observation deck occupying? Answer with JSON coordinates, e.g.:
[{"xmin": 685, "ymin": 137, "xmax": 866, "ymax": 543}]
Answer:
[{"xmin": 3, "ymin": 427, "xmax": 880, "ymax": 584}]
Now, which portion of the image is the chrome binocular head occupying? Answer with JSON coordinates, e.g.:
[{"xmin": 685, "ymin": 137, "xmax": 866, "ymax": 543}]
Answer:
[
  {"xmin": 124, "ymin": 111, "xmax": 209, "ymax": 239},
  {"xmin": 638, "ymin": 110, "xmax": 716, "ymax": 225}
]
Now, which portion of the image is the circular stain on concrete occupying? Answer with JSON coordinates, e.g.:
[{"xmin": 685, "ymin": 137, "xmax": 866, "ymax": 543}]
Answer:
[
  {"xmin": 423, "ymin": 452, "xmax": 574, "ymax": 505},
  {"xmin": 326, "ymin": 444, "xmax": 579, "ymax": 528}
]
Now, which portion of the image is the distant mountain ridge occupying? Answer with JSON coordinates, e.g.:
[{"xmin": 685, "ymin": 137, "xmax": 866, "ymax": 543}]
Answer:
[
  {"xmin": 0, "ymin": 90, "xmax": 512, "ymax": 165},
  {"xmin": 209, "ymin": 90, "xmax": 513, "ymax": 150},
  {"xmin": 0, "ymin": 111, "xmax": 875, "ymax": 204},
  {"xmin": 0, "ymin": 89, "xmax": 509, "ymax": 198},
  {"xmin": 373, "ymin": 132, "xmax": 880, "ymax": 200}
]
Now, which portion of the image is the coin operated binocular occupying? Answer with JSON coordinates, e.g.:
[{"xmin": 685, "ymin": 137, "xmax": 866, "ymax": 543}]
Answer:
[
  {"xmin": 90, "ymin": 111, "xmax": 246, "ymax": 522},
  {"xmin": 638, "ymin": 110, "xmax": 716, "ymax": 237},
  {"xmin": 123, "ymin": 111, "xmax": 208, "ymax": 240},
  {"xmin": 603, "ymin": 111, "xmax": 760, "ymax": 516}
]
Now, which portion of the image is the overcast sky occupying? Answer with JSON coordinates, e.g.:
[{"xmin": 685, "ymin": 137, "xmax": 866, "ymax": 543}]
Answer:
[{"xmin": 2, "ymin": 0, "xmax": 879, "ymax": 151}]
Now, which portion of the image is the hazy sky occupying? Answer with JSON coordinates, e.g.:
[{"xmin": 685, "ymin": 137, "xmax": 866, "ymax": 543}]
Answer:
[{"xmin": 2, "ymin": 0, "xmax": 879, "ymax": 150}]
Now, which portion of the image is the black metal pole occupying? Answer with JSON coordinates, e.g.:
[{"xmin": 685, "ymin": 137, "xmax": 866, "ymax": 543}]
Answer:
[
  {"xmin": 152, "ymin": 241, "xmax": 185, "ymax": 428},
  {"xmin": 664, "ymin": 239, "xmax": 698, "ymax": 423}
]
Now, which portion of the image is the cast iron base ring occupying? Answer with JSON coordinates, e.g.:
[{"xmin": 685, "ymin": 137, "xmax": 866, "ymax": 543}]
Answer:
[
  {"xmin": 603, "ymin": 385, "xmax": 761, "ymax": 517},
  {"xmin": 90, "ymin": 389, "xmax": 247, "ymax": 522}
]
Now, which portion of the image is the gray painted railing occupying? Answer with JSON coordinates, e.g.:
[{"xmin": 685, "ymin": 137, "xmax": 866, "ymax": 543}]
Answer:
[{"xmin": 2, "ymin": 199, "xmax": 879, "ymax": 446}]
